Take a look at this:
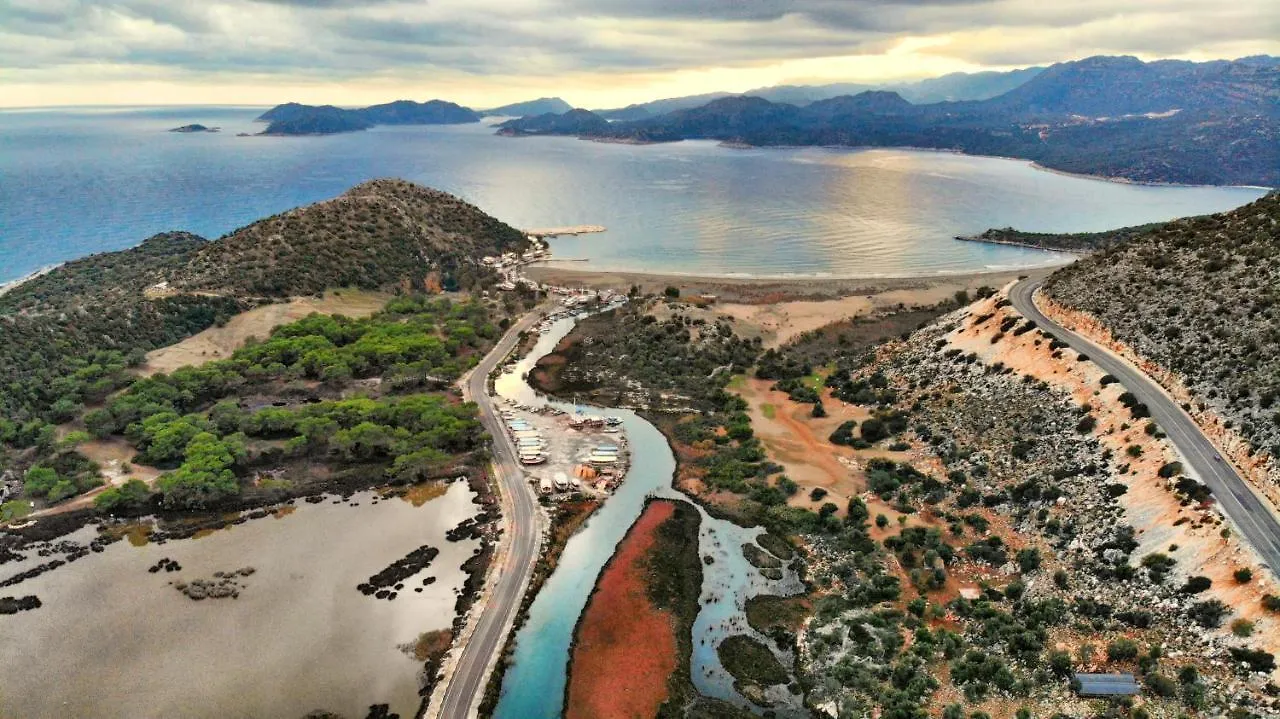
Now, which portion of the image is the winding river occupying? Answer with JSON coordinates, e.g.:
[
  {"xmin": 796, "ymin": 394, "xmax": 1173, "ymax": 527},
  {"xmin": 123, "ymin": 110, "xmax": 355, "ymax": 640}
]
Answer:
[{"xmin": 491, "ymin": 313, "xmax": 806, "ymax": 718}]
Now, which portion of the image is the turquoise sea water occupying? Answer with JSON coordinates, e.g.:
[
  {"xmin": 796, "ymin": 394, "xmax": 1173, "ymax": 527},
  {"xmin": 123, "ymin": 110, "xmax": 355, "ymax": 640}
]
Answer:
[{"xmin": 0, "ymin": 106, "xmax": 1267, "ymax": 284}]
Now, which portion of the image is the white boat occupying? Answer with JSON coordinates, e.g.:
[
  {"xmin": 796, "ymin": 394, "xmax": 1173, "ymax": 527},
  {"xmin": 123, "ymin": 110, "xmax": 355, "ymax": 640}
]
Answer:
[{"xmin": 554, "ymin": 472, "xmax": 570, "ymax": 490}]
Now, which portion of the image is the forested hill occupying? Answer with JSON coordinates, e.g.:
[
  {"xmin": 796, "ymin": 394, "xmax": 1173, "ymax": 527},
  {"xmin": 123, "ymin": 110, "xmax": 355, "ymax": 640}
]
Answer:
[
  {"xmin": 175, "ymin": 179, "xmax": 528, "ymax": 296},
  {"xmin": 1, "ymin": 232, "xmax": 207, "ymax": 315},
  {"xmin": 1046, "ymin": 192, "xmax": 1280, "ymax": 458},
  {"xmin": 0, "ymin": 180, "xmax": 527, "ymax": 424}
]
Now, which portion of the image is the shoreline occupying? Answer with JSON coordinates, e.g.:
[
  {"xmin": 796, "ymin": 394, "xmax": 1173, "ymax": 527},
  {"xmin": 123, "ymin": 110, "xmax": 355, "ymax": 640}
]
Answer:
[
  {"xmin": 524, "ymin": 263, "xmax": 1067, "ymax": 302},
  {"xmin": 537, "ymin": 133, "xmax": 1276, "ymax": 191},
  {"xmin": 0, "ymin": 265, "xmax": 59, "ymax": 298}
]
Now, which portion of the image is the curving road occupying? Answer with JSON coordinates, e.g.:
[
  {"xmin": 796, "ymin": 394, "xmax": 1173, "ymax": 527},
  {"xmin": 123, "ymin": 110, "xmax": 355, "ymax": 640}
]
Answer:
[
  {"xmin": 1011, "ymin": 278, "xmax": 1280, "ymax": 579},
  {"xmin": 437, "ymin": 309, "xmax": 545, "ymax": 718}
]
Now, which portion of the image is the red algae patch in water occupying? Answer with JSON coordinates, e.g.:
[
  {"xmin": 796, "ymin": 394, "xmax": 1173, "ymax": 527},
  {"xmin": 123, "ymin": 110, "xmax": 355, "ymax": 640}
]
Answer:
[{"xmin": 565, "ymin": 500, "xmax": 680, "ymax": 719}]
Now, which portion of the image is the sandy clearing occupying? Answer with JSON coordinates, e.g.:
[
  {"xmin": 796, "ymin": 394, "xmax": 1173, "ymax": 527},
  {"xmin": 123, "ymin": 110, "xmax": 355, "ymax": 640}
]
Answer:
[{"xmin": 141, "ymin": 290, "xmax": 390, "ymax": 376}]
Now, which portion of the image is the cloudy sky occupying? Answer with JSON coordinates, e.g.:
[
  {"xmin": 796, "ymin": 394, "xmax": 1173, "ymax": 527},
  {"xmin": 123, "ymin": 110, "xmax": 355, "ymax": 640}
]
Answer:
[{"xmin": 1, "ymin": 0, "xmax": 1277, "ymax": 108}]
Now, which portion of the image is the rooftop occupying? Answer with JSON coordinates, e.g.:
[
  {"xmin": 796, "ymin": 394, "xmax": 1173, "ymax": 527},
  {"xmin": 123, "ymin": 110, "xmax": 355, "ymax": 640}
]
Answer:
[{"xmin": 1073, "ymin": 673, "xmax": 1140, "ymax": 697}]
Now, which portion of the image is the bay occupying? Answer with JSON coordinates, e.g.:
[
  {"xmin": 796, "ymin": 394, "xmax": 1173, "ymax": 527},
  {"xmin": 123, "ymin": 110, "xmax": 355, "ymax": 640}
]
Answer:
[{"xmin": 0, "ymin": 107, "xmax": 1266, "ymax": 284}]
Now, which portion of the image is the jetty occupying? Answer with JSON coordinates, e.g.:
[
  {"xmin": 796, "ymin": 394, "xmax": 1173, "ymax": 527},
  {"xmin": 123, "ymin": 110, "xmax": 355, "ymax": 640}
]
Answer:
[{"xmin": 521, "ymin": 225, "xmax": 606, "ymax": 238}]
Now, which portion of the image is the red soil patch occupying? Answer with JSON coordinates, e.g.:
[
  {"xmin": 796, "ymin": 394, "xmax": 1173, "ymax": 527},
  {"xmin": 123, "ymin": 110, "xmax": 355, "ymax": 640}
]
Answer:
[{"xmin": 566, "ymin": 500, "xmax": 680, "ymax": 719}]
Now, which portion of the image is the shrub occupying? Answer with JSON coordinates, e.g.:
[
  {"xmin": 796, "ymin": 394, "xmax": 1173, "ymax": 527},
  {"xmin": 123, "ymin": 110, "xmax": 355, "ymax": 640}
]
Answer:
[
  {"xmin": 1158, "ymin": 461, "xmax": 1184, "ymax": 478},
  {"xmin": 1187, "ymin": 599, "xmax": 1229, "ymax": 628},
  {"xmin": 1262, "ymin": 594, "xmax": 1280, "ymax": 612},
  {"xmin": 860, "ymin": 417, "xmax": 888, "ymax": 443},
  {"xmin": 1100, "ymin": 374, "xmax": 1119, "ymax": 386},
  {"xmin": 1180, "ymin": 576, "xmax": 1212, "ymax": 594},
  {"xmin": 1076, "ymin": 416, "xmax": 1097, "ymax": 433},
  {"xmin": 1145, "ymin": 673, "xmax": 1177, "ymax": 697},
  {"xmin": 809, "ymin": 487, "xmax": 828, "ymax": 502},
  {"xmin": 1016, "ymin": 547, "xmax": 1041, "ymax": 573},
  {"xmin": 1231, "ymin": 619, "xmax": 1255, "ymax": 637},
  {"xmin": 1233, "ymin": 567, "xmax": 1253, "ymax": 583},
  {"xmin": 1047, "ymin": 649, "xmax": 1073, "ymax": 677},
  {"xmin": 1107, "ymin": 638, "xmax": 1139, "ymax": 662},
  {"xmin": 1228, "ymin": 646, "xmax": 1275, "ymax": 673},
  {"xmin": 828, "ymin": 420, "xmax": 857, "ymax": 446},
  {"xmin": 664, "ymin": 286, "xmax": 680, "ymax": 298}
]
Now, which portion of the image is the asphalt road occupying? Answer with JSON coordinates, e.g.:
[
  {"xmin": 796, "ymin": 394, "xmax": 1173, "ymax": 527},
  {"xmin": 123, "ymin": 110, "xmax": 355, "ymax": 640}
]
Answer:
[
  {"xmin": 436, "ymin": 310, "xmax": 544, "ymax": 718},
  {"xmin": 1010, "ymin": 278, "xmax": 1280, "ymax": 579}
]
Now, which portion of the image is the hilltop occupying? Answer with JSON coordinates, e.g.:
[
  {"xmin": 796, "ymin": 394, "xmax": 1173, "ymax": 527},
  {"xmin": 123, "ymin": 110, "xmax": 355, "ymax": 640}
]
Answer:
[
  {"xmin": 483, "ymin": 97, "xmax": 572, "ymax": 117},
  {"xmin": 176, "ymin": 179, "xmax": 527, "ymax": 296},
  {"xmin": 500, "ymin": 55, "xmax": 1280, "ymax": 186},
  {"xmin": 257, "ymin": 100, "xmax": 480, "ymax": 135},
  {"xmin": 1046, "ymin": 192, "xmax": 1280, "ymax": 474},
  {"xmin": 0, "ymin": 180, "xmax": 527, "ymax": 424}
]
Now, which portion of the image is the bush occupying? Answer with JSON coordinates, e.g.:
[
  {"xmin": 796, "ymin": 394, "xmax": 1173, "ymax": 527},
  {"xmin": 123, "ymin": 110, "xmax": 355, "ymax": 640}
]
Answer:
[
  {"xmin": 1076, "ymin": 416, "xmax": 1097, "ymax": 433},
  {"xmin": 1228, "ymin": 646, "xmax": 1275, "ymax": 673},
  {"xmin": 1187, "ymin": 599, "xmax": 1229, "ymax": 628},
  {"xmin": 860, "ymin": 417, "xmax": 888, "ymax": 443},
  {"xmin": 1233, "ymin": 567, "xmax": 1253, "ymax": 583},
  {"xmin": 664, "ymin": 286, "xmax": 680, "ymax": 298},
  {"xmin": 828, "ymin": 420, "xmax": 857, "ymax": 446},
  {"xmin": 1100, "ymin": 374, "xmax": 1119, "ymax": 386},
  {"xmin": 1145, "ymin": 673, "xmax": 1177, "ymax": 697},
  {"xmin": 809, "ymin": 487, "xmax": 828, "ymax": 502},
  {"xmin": 1107, "ymin": 638, "xmax": 1139, "ymax": 662},
  {"xmin": 1262, "ymin": 594, "xmax": 1280, "ymax": 612},
  {"xmin": 1016, "ymin": 547, "xmax": 1041, "ymax": 573},
  {"xmin": 1157, "ymin": 461, "xmax": 1184, "ymax": 478},
  {"xmin": 1231, "ymin": 619, "xmax": 1255, "ymax": 637},
  {"xmin": 1180, "ymin": 576, "xmax": 1212, "ymax": 594},
  {"xmin": 1047, "ymin": 649, "xmax": 1073, "ymax": 677}
]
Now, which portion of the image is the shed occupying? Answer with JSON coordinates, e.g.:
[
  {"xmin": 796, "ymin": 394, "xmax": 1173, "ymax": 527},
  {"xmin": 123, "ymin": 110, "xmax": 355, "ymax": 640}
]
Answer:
[{"xmin": 1073, "ymin": 673, "xmax": 1140, "ymax": 697}]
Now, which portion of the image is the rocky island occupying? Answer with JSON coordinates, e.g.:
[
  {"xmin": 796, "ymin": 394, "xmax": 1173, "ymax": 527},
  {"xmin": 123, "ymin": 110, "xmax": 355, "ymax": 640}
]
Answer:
[
  {"xmin": 168, "ymin": 124, "xmax": 219, "ymax": 133},
  {"xmin": 256, "ymin": 99, "xmax": 481, "ymax": 136}
]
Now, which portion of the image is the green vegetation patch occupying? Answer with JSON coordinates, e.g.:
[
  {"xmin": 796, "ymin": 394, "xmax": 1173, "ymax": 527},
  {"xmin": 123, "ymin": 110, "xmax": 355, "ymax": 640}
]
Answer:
[
  {"xmin": 742, "ymin": 542, "xmax": 783, "ymax": 570},
  {"xmin": 717, "ymin": 634, "xmax": 790, "ymax": 687},
  {"xmin": 755, "ymin": 532, "xmax": 794, "ymax": 560}
]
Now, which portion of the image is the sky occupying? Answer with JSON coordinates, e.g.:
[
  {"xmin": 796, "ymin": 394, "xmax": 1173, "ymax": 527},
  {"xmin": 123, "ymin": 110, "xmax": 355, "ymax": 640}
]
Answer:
[{"xmin": 1, "ymin": 0, "xmax": 1277, "ymax": 109}]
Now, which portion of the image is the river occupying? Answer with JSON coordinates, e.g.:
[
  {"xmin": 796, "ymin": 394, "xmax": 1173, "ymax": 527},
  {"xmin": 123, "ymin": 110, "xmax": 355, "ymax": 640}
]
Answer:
[
  {"xmin": 0, "ymin": 480, "xmax": 481, "ymax": 719},
  {"xmin": 491, "ymin": 312, "xmax": 807, "ymax": 718}
]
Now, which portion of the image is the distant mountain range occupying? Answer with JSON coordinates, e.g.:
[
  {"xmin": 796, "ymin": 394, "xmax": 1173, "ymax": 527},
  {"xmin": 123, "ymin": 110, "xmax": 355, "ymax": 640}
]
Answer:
[
  {"xmin": 482, "ymin": 97, "xmax": 573, "ymax": 117},
  {"xmin": 594, "ymin": 66, "xmax": 1046, "ymax": 120},
  {"xmin": 499, "ymin": 55, "xmax": 1280, "ymax": 186},
  {"xmin": 256, "ymin": 100, "xmax": 480, "ymax": 135}
]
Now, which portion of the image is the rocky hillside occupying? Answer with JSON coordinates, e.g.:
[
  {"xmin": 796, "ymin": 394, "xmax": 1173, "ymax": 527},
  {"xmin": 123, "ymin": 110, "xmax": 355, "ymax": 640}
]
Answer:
[
  {"xmin": 1046, "ymin": 193, "xmax": 1280, "ymax": 461},
  {"xmin": 175, "ymin": 179, "xmax": 529, "ymax": 296}
]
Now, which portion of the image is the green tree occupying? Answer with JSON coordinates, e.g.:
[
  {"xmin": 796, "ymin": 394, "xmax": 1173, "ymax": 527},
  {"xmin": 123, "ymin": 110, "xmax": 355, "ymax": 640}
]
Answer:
[{"xmin": 95, "ymin": 479, "xmax": 152, "ymax": 513}]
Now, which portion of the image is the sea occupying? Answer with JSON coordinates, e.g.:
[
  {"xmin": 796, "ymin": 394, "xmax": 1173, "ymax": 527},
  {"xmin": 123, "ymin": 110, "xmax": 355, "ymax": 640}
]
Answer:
[{"xmin": 0, "ymin": 106, "xmax": 1268, "ymax": 285}]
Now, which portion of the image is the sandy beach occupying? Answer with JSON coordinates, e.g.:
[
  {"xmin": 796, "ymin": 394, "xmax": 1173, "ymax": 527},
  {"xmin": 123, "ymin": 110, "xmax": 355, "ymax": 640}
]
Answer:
[{"xmin": 524, "ymin": 264, "xmax": 1066, "ymax": 303}]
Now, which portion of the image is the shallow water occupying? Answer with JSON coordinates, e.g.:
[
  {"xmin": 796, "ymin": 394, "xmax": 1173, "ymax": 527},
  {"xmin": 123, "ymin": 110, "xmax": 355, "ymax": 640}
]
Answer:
[
  {"xmin": 0, "ymin": 481, "xmax": 480, "ymax": 719},
  {"xmin": 1, "ymin": 107, "xmax": 1266, "ymax": 284},
  {"xmin": 492, "ymin": 313, "xmax": 804, "ymax": 718}
]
